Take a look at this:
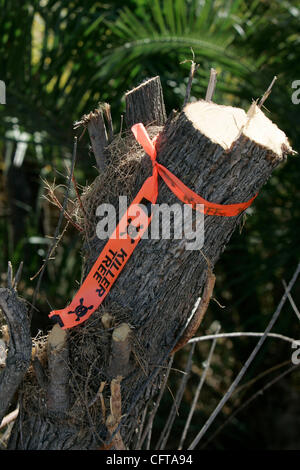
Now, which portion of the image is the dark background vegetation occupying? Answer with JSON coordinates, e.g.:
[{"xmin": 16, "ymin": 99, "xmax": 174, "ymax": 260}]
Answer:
[{"xmin": 0, "ymin": 0, "xmax": 299, "ymax": 449}]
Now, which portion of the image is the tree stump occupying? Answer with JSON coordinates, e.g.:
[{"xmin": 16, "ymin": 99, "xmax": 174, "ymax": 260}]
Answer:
[{"xmin": 2, "ymin": 75, "xmax": 293, "ymax": 449}]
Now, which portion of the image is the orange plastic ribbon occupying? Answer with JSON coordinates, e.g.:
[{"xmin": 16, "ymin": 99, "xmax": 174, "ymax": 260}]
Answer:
[{"xmin": 49, "ymin": 123, "xmax": 257, "ymax": 329}]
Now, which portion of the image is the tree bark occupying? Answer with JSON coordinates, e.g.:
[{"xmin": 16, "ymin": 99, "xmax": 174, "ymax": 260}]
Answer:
[
  {"xmin": 125, "ymin": 76, "xmax": 167, "ymax": 128},
  {"xmin": 3, "ymin": 75, "xmax": 293, "ymax": 449},
  {"xmin": 0, "ymin": 288, "xmax": 31, "ymax": 424}
]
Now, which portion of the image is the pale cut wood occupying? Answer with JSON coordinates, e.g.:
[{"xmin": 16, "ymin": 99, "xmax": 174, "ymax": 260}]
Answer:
[
  {"xmin": 0, "ymin": 407, "xmax": 19, "ymax": 430},
  {"xmin": 101, "ymin": 312, "xmax": 114, "ymax": 329},
  {"xmin": 184, "ymin": 100, "xmax": 292, "ymax": 157},
  {"xmin": 205, "ymin": 68, "xmax": 217, "ymax": 102}
]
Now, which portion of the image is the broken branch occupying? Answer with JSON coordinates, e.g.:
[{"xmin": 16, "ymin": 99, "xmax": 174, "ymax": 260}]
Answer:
[
  {"xmin": 46, "ymin": 324, "xmax": 70, "ymax": 416},
  {"xmin": 0, "ymin": 288, "xmax": 31, "ymax": 423},
  {"xmin": 109, "ymin": 323, "xmax": 131, "ymax": 378},
  {"xmin": 172, "ymin": 270, "xmax": 216, "ymax": 353}
]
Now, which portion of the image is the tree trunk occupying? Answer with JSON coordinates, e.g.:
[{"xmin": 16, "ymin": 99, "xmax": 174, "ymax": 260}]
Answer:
[{"xmin": 1, "ymin": 75, "xmax": 293, "ymax": 450}]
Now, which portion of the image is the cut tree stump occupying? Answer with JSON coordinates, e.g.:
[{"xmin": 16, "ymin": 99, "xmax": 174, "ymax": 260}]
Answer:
[{"xmin": 5, "ymin": 75, "xmax": 293, "ymax": 450}]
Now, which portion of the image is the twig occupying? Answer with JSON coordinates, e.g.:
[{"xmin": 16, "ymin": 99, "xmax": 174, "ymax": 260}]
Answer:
[
  {"xmin": 212, "ymin": 297, "xmax": 225, "ymax": 309},
  {"xmin": 178, "ymin": 325, "xmax": 220, "ymax": 450},
  {"xmin": 282, "ymin": 279, "xmax": 300, "ymax": 322},
  {"xmin": 138, "ymin": 355, "xmax": 174, "ymax": 450},
  {"xmin": 134, "ymin": 402, "xmax": 149, "ymax": 450},
  {"xmin": 104, "ymin": 103, "xmax": 114, "ymax": 143},
  {"xmin": 201, "ymin": 363, "xmax": 300, "ymax": 449},
  {"xmin": 106, "ymin": 302, "xmax": 220, "ymax": 448},
  {"xmin": 182, "ymin": 51, "xmax": 200, "ymax": 108},
  {"xmin": 187, "ymin": 261, "xmax": 300, "ymax": 449},
  {"xmin": 205, "ymin": 68, "xmax": 218, "ymax": 102},
  {"xmin": 88, "ymin": 381, "xmax": 106, "ymax": 409},
  {"xmin": 156, "ymin": 343, "xmax": 196, "ymax": 450},
  {"xmin": 145, "ymin": 410, "xmax": 153, "ymax": 450},
  {"xmin": 258, "ymin": 76, "xmax": 277, "ymax": 109},
  {"xmin": 72, "ymin": 174, "xmax": 87, "ymax": 219},
  {"xmin": 30, "ymin": 222, "xmax": 70, "ymax": 282},
  {"xmin": 7, "ymin": 262, "xmax": 13, "ymax": 289},
  {"xmin": 188, "ymin": 331, "xmax": 297, "ymax": 346},
  {"xmin": 173, "ymin": 269, "xmax": 215, "ymax": 353},
  {"xmin": 29, "ymin": 137, "xmax": 78, "ymax": 320},
  {"xmin": 119, "ymin": 115, "xmax": 124, "ymax": 139},
  {"xmin": 43, "ymin": 184, "xmax": 83, "ymax": 232},
  {"xmin": 13, "ymin": 261, "xmax": 23, "ymax": 290}
]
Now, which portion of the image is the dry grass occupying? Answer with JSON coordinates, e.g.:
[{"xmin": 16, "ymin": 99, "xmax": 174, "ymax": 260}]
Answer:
[{"xmin": 74, "ymin": 126, "xmax": 162, "ymax": 240}]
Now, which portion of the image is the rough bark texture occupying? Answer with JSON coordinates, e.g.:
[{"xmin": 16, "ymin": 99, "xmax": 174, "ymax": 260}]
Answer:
[
  {"xmin": 0, "ymin": 288, "xmax": 31, "ymax": 423},
  {"xmin": 125, "ymin": 76, "xmax": 167, "ymax": 128},
  {"xmin": 46, "ymin": 325, "xmax": 70, "ymax": 416},
  {"xmin": 4, "ymin": 75, "xmax": 292, "ymax": 449},
  {"xmin": 82, "ymin": 107, "xmax": 109, "ymax": 171}
]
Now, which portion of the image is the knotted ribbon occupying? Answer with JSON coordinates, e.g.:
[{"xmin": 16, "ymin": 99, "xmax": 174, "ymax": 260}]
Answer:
[{"xmin": 49, "ymin": 123, "xmax": 256, "ymax": 329}]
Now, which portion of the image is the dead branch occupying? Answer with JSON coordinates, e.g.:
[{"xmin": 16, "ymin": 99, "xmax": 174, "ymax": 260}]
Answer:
[
  {"xmin": 13, "ymin": 261, "xmax": 23, "ymax": 290},
  {"xmin": 172, "ymin": 270, "xmax": 216, "ymax": 353},
  {"xmin": 46, "ymin": 324, "xmax": 70, "ymax": 416},
  {"xmin": 0, "ymin": 406, "xmax": 19, "ymax": 430},
  {"xmin": 201, "ymin": 362, "xmax": 300, "ymax": 449},
  {"xmin": 187, "ymin": 261, "xmax": 300, "ymax": 449},
  {"xmin": 137, "ymin": 355, "xmax": 174, "ymax": 450},
  {"xmin": 106, "ymin": 376, "xmax": 126, "ymax": 450},
  {"xmin": 205, "ymin": 68, "xmax": 218, "ymax": 102},
  {"xmin": 0, "ymin": 288, "xmax": 31, "ymax": 423},
  {"xmin": 182, "ymin": 52, "xmax": 200, "ymax": 107},
  {"xmin": 258, "ymin": 75, "xmax": 277, "ymax": 108},
  {"xmin": 29, "ymin": 137, "xmax": 78, "ymax": 319},
  {"xmin": 188, "ymin": 331, "xmax": 297, "ymax": 345},
  {"xmin": 178, "ymin": 324, "xmax": 220, "ymax": 449},
  {"xmin": 43, "ymin": 179, "xmax": 83, "ymax": 232},
  {"xmin": 109, "ymin": 323, "xmax": 131, "ymax": 378},
  {"xmin": 156, "ymin": 343, "xmax": 196, "ymax": 450}
]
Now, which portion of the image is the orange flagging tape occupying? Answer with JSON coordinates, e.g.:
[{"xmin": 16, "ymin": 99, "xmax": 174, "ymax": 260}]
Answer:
[{"xmin": 49, "ymin": 123, "xmax": 257, "ymax": 329}]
